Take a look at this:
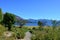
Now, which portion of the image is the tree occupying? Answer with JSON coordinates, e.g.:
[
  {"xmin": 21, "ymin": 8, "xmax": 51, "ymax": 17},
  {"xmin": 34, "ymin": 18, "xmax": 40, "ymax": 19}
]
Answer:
[
  {"xmin": 38, "ymin": 21, "xmax": 43, "ymax": 30},
  {"xmin": 0, "ymin": 8, "xmax": 3, "ymax": 22},
  {"xmin": 3, "ymin": 12, "xmax": 15, "ymax": 31},
  {"xmin": 52, "ymin": 20, "xmax": 57, "ymax": 29},
  {"xmin": 17, "ymin": 20, "xmax": 26, "ymax": 28},
  {"xmin": 38, "ymin": 21, "xmax": 43, "ymax": 27}
]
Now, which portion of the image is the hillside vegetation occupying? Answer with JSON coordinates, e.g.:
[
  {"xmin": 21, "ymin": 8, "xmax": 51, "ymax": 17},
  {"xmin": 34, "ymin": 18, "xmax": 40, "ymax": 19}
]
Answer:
[
  {"xmin": 0, "ymin": 24, "xmax": 29, "ymax": 40},
  {"xmin": 31, "ymin": 26, "xmax": 60, "ymax": 40},
  {"xmin": 0, "ymin": 8, "xmax": 60, "ymax": 40},
  {"xmin": 0, "ymin": 24, "xmax": 60, "ymax": 40}
]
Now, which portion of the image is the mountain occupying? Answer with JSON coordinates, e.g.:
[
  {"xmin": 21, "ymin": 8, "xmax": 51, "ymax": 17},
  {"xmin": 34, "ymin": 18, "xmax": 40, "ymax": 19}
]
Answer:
[
  {"xmin": 15, "ymin": 16, "xmax": 60, "ymax": 26},
  {"xmin": 38, "ymin": 19, "xmax": 52, "ymax": 26},
  {"xmin": 25, "ymin": 19, "xmax": 38, "ymax": 26},
  {"xmin": 25, "ymin": 19, "xmax": 52, "ymax": 26},
  {"xmin": 15, "ymin": 15, "xmax": 24, "ymax": 21},
  {"xmin": 26, "ymin": 19, "xmax": 38, "ymax": 23}
]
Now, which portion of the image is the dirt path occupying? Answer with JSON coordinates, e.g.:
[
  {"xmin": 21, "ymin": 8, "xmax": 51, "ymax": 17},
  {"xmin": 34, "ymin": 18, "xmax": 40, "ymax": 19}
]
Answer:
[
  {"xmin": 16, "ymin": 31, "xmax": 32, "ymax": 40},
  {"xmin": 24, "ymin": 31, "xmax": 32, "ymax": 40}
]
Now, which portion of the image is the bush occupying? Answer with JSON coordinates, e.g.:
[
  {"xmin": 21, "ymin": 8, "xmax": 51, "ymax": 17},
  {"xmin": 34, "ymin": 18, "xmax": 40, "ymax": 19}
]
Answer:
[{"xmin": 32, "ymin": 27, "xmax": 36, "ymax": 30}]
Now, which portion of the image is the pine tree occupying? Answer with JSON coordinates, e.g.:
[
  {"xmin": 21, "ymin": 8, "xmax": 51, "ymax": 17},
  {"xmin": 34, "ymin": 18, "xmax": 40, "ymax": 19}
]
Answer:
[
  {"xmin": 0, "ymin": 8, "xmax": 3, "ymax": 22},
  {"xmin": 3, "ymin": 12, "xmax": 15, "ymax": 31}
]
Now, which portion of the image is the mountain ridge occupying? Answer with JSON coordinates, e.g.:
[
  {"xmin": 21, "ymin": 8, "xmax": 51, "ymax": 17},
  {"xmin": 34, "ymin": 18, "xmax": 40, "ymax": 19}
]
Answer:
[{"xmin": 15, "ymin": 15, "xmax": 60, "ymax": 26}]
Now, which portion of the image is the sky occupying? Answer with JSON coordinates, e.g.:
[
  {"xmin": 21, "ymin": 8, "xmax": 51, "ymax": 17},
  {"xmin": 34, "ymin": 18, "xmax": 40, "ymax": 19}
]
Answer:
[{"xmin": 0, "ymin": 0, "xmax": 60, "ymax": 20}]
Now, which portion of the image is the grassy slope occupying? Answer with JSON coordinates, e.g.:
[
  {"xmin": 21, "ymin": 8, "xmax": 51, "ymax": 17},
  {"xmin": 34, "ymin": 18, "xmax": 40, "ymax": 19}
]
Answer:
[
  {"xmin": 0, "ymin": 25, "xmax": 60, "ymax": 40},
  {"xmin": 0, "ymin": 25, "xmax": 29, "ymax": 40},
  {"xmin": 31, "ymin": 26, "xmax": 60, "ymax": 40}
]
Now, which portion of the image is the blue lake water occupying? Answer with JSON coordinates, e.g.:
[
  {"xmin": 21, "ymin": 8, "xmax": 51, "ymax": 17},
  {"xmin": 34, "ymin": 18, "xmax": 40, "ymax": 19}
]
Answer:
[
  {"xmin": 14, "ymin": 23, "xmax": 38, "ymax": 26},
  {"xmin": 25, "ymin": 23, "xmax": 38, "ymax": 26}
]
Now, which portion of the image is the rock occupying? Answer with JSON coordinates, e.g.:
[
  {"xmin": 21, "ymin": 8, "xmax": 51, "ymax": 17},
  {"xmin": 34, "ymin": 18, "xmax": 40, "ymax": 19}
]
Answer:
[{"xmin": 4, "ymin": 31, "xmax": 13, "ymax": 37}]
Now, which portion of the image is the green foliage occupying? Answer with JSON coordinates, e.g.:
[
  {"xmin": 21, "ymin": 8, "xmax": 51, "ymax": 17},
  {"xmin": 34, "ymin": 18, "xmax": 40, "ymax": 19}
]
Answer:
[
  {"xmin": 31, "ymin": 27, "xmax": 60, "ymax": 40},
  {"xmin": 38, "ymin": 21, "xmax": 43, "ymax": 30},
  {"xmin": 16, "ymin": 20, "xmax": 27, "ymax": 28},
  {"xmin": 32, "ymin": 27, "xmax": 36, "ymax": 30},
  {"xmin": 0, "ymin": 25, "xmax": 28, "ymax": 40},
  {"xmin": 0, "ymin": 8, "xmax": 3, "ymax": 22},
  {"xmin": 0, "ymin": 25, "xmax": 60, "ymax": 40},
  {"xmin": 52, "ymin": 20, "xmax": 57, "ymax": 27},
  {"xmin": 52, "ymin": 20, "xmax": 57, "ymax": 29},
  {"xmin": 38, "ymin": 21, "xmax": 43, "ymax": 27},
  {"xmin": 16, "ymin": 32, "xmax": 20, "ymax": 39},
  {"xmin": 11, "ymin": 27, "xmax": 28, "ymax": 39},
  {"xmin": 3, "ymin": 12, "xmax": 16, "ymax": 31}
]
